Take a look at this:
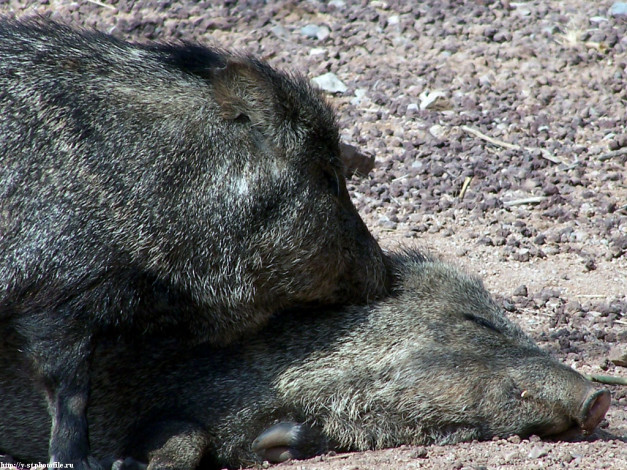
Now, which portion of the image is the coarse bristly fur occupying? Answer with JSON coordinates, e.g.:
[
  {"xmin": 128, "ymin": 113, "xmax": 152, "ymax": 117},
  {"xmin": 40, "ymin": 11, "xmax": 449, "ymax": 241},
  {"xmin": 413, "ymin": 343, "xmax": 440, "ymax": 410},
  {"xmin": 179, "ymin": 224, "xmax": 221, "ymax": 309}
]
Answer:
[
  {"xmin": 0, "ymin": 17, "xmax": 389, "ymax": 469},
  {"xmin": 0, "ymin": 250, "xmax": 609, "ymax": 470}
]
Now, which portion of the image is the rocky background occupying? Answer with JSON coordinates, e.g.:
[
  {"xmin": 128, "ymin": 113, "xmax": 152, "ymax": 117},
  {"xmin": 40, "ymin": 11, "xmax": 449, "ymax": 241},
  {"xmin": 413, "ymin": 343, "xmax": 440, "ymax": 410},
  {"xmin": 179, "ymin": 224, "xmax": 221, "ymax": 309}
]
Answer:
[{"xmin": 1, "ymin": 1, "xmax": 626, "ymax": 469}]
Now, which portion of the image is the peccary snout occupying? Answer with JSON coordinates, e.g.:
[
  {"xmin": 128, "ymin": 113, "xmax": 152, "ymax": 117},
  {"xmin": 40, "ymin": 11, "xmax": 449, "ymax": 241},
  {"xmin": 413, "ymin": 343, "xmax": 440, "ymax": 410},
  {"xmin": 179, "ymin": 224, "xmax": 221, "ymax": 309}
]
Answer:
[
  {"xmin": 502, "ymin": 361, "xmax": 611, "ymax": 440},
  {"xmin": 579, "ymin": 388, "xmax": 611, "ymax": 434},
  {"xmin": 525, "ymin": 387, "xmax": 611, "ymax": 440}
]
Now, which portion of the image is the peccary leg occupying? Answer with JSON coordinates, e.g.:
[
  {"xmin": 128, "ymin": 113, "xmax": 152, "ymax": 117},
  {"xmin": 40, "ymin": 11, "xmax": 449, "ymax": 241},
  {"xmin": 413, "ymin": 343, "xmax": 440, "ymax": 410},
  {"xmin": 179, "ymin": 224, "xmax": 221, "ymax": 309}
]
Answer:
[
  {"xmin": 252, "ymin": 422, "xmax": 329, "ymax": 463},
  {"xmin": 141, "ymin": 421, "xmax": 210, "ymax": 470},
  {"xmin": 47, "ymin": 381, "xmax": 92, "ymax": 467},
  {"xmin": 17, "ymin": 315, "xmax": 97, "ymax": 470}
]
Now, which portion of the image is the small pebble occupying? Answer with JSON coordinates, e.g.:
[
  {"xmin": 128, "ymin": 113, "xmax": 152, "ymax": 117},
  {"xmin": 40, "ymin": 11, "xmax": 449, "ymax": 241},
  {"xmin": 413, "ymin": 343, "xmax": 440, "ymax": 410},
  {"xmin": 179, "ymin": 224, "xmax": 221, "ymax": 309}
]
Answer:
[
  {"xmin": 351, "ymin": 88, "xmax": 368, "ymax": 105},
  {"xmin": 609, "ymin": 345, "xmax": 627, "ymax": 367},
  {"xmin": 387, "ymin": 15, "xmax": 400, "ymax": 26},
  {"xmin": 410, "ymin": 446, "xmax": 428, "ymax": 459},
  {"xmin": 420, "ymin": 90, "xmax": 447, "ymax": 110},
  {"xmin": 315, "ymin": 26, "xmax": 330, "ymax": 41},
  {"xmin": 270, "ymin": 25, "xmax": 289, "ymax": 40},
  {"xmin": 300, "ymin": 24, "xmax": 326, "ymax": 40},
  {"xmin": 610, "ymin": 235, "xmax": 627, "ymax": 257},
  {"xmin": 557, "ymin": 451, "xmax": 574, "ymax": 463},
  {"xmin": 513, "ymin": 285, "xmax": 528, "ymax": 297},
  {"xmin": 477, "ymin": 236, "xmax": 493, "ymax": 246},
  {"xmin": 528, "ymin": 446, "xmax": 548, "ymax": 459},
  {"xmin": 610, "ymin": 2, "xmax": 627, "ymax": 17},
  {"xmin": 312, "ymin": 72, "xmax": 348, "ymax": 93},
  {"xmin": 456, "ymin": 247, "xmax": 470, "ymax": 257},
  {"xmin": 583, "ymin": 258, "xmax": 597, "ymax": 271}
]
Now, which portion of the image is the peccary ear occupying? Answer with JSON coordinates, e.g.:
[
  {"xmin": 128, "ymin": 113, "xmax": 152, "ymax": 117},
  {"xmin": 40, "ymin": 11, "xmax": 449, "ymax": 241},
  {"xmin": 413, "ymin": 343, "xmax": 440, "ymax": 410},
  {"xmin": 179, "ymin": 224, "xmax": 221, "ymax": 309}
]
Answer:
[
  {"xmin": 210, "ymin": 58, "xmax": 278, "ymax": 129},
  {"xmin": 339, "ymin": 143, "xmax": 375, "ymax": 177}
]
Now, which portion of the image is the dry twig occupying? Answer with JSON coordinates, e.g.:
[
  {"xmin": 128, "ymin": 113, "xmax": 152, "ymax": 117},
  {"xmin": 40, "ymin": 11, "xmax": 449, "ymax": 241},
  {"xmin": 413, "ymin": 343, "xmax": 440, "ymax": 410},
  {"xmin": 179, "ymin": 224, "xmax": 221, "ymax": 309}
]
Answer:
[
  {"xmin": 461, "ymin": 125, "xmax": 519, "ymax": 150},
  {"xmin": 460, "ymin": 125, "xmax": 566, "ymax": 165},
  {"xmin": 598, "ymin": 147, "xmax": 627, "ymax": 161},
  {"xmin": 86, "ymin": 0, "xmax": 117, "ymax": 10},
  {"xmin": 503, "ymin": 196, "xmax": 549, "ymax": 206},
  {"xmin": 458, "ymin": 176, "xmax": 472, "ymax": 200}
]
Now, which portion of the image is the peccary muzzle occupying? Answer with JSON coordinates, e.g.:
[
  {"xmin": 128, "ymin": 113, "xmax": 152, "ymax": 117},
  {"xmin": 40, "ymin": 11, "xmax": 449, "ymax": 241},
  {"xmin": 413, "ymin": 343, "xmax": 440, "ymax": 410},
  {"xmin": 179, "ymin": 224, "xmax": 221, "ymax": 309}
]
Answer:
[
  {"xmin": 0, "ymin": 17, "xmax": 388, "ymax": 469},
  {"xmin": 0, "ymin": 251, "xmax": 610, "ymax": 469}
]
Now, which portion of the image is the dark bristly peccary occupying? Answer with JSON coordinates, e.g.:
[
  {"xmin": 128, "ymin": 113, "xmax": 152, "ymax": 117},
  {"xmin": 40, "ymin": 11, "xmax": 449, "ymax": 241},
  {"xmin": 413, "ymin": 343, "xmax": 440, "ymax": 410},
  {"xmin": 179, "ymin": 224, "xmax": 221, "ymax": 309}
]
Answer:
[
  {"xmin": 0, "ymin": 17, "xmax": 389, "ymax": 469},
  {"xmin": 0, "ymin": 251, "xmax": 611, "ymax": 470}
]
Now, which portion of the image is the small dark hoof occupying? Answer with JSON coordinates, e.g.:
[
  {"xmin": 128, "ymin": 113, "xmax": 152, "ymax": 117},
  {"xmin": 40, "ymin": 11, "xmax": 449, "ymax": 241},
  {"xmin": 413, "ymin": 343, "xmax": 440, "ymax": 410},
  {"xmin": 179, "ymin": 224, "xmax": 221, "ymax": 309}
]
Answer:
[
  {"xmin": 252, "ymin": 422, "xmax": 328, "ymax": 463},
  {"xmin": 101, "ymin": 457, "xmax": 147, "ymax": 470}
]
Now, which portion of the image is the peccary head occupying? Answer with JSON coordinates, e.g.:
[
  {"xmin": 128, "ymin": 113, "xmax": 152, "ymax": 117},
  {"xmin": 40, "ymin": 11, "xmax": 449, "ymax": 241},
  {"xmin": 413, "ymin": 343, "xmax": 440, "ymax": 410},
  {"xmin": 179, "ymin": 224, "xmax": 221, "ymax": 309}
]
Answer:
[
  {"xmin": 385, "ymin": 258, "xmax": 609, "ymax": 443},
  {"xmin": 178, "ymin": 56, "xmax": 390, "ymax": 340},
  {"xmin": 270, "ymin": 253, "xmax": 611, "ymax": 452},
  {"xmin": 203, "ymin": 56, "xmax": 387, "ymax": 315}
]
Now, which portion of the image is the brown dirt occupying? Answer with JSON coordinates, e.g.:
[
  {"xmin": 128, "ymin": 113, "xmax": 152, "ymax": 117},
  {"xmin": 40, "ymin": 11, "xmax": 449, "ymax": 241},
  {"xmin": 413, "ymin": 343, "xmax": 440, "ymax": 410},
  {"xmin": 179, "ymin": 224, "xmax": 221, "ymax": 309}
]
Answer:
[{"xmin": 1, "ymin": 1, "xmax": 625, "ymax": 469}]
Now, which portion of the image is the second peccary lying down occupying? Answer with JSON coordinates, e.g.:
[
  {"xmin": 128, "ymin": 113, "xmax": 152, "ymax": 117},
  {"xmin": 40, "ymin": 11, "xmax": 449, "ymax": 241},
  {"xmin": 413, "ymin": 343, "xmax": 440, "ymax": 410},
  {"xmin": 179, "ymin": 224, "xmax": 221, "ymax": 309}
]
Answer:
[
  {"xmin": 0, "ymin": 17, "xmax": 389, "ymax": 469},
  {"xmin": 0, "ymin": 251, "xmax": 611, "ymax": 470}
]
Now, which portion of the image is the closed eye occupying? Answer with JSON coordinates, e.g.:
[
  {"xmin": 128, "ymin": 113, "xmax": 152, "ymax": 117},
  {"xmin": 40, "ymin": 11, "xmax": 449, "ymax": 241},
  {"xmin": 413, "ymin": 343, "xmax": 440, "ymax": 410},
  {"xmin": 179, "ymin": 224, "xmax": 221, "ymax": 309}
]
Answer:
[{"xmin": 464, "ymin": 313, "xmax": 500, "ymax": 333}]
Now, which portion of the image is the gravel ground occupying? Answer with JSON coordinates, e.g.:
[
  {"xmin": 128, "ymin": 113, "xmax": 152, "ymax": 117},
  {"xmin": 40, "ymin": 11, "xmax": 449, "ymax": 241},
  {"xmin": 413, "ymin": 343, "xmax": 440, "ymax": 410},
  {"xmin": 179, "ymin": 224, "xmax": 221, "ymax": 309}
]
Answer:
[{"xmin": 1, "ymin": 1, "xmax": 626, "ymax": 469}]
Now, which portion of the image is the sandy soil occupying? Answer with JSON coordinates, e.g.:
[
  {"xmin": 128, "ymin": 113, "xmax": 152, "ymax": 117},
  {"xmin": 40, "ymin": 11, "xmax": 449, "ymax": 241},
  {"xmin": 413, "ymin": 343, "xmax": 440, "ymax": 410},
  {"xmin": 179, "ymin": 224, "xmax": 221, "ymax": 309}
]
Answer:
[{"xmin": 1, "ymin": 1, "xmax": 626, "ymax": 469}]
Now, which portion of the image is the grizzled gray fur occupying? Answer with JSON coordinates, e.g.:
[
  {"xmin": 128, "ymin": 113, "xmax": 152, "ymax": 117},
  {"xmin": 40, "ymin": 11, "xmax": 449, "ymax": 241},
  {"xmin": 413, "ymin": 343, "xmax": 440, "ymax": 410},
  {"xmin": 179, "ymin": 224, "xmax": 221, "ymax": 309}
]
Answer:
[
  {"xmin": 0, "ymin": 251, "xmax": 610, "ymax": 470},
  {"xmin": 0, "ymin": 18, "xmax": 388, "ymax": 469}
]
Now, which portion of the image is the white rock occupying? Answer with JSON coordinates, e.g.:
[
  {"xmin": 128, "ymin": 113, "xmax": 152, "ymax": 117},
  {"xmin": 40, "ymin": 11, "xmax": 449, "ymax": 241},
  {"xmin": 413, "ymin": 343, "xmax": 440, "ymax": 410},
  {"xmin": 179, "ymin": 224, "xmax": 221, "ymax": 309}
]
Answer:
[
  {"xmin": 301, "ymin": 24, "xmax": 330, "ymax": 41},
  {"xmin": 387, "ymin": 15, "xmax": 400, "ymax": 26},
  {"xmin": 316, "ymin": 26, "xmax": 330, "ymax": 41},
  {"xmin": 429, "ymin": 124, "xmax": 446, "ymax": 139},
  {"xmin": 309, "ymin": 47, "xmax": 327, "ymax": 56},
  {"xmin": 301, "ymin": 24, "xmax": 320, "ymax": 38},
  {"xmin": 350, "ymin": 88, "xmax": 368, "ymax": 105},
  {"xmin": 528, "ymin": 446, "xmax": 548, "ymax": 459},
  {"xmin": 419, "ymin": 90, "xmax": 447, "ymax": 110},
  {"xmin": 610, "ymin": 2, "xmax": 627, "ymax": 17},
  {"xmin": 478, "ymin": 73, "xmax": 493, "ymax": 86},
  {"xmin": 270, "ymin": 25, "xmax": 289, "ymax": 40},
  {"xmin": 370, "ymin": 1, "xmax": 389, "ymax": 9},
  {"xmin": 312, "ymin": 72, "xmax": 348, "ymax": 93}
]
